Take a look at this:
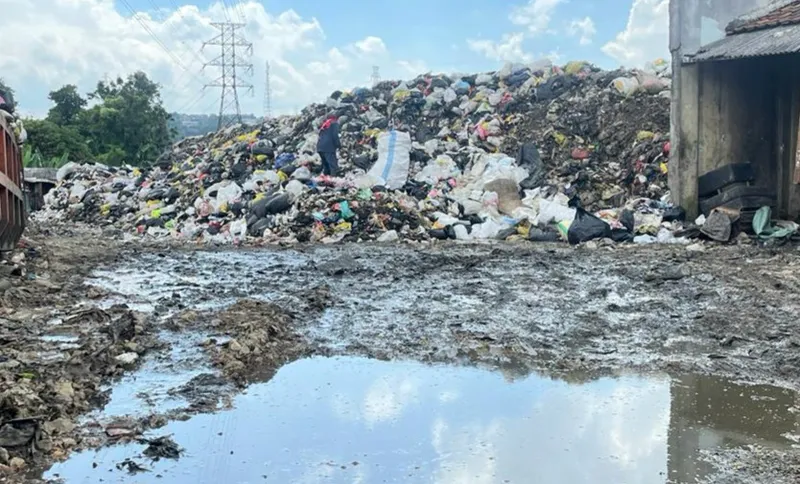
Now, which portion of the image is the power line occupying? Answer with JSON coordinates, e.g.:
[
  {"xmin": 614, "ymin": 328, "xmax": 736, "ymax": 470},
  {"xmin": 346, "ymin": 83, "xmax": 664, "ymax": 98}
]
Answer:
[
  {"xmin": 120, "ymin": 0, "xmax": 193, "ymax": 75},
  {"xmin": 138, "ymin": 0, "xmax": 215, "ymax": 101},
  {"xmin": 231, "ymin": 0, "xmax": 247, "ymax": 23},
  {"xmin": 202, "ymin": 22, "xmax": 254, "ymax": 129}
]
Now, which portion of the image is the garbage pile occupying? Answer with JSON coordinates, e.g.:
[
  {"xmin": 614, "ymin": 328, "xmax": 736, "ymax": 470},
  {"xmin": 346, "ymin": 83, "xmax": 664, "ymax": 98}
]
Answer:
[
  {"xmin": 1, "ymin": 87, "xmax": 28, "ymax": 145},
  {"xmin": 36, "ymin": 59, "xmax": 683, "ymax": 245}
]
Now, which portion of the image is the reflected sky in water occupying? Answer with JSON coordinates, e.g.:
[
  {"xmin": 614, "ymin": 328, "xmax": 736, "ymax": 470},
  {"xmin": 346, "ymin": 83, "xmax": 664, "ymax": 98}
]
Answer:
[{"xmin": 46, "ymin": 357, "xmax": 799, "ymax": 484}]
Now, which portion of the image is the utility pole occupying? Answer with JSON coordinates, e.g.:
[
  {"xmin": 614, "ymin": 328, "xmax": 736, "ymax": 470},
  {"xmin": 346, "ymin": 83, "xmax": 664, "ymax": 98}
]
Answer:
[
  {"xmin": 371, "ymin": 66, "xmax": 381, "ymax": 87},
  {"xmin": 202, "ymin": 22, "xmax": 253, "ymax": 130},
  {"xmin": 263, "ymin": 61, "xmax": 272, "ymax": 120}
]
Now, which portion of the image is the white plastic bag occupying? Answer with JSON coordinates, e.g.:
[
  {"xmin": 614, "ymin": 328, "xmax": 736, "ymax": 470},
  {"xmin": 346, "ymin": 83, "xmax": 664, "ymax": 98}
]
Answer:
[
  {"xmin": 366, "ymin": 130, "xmax": 411, "ymax": 189},
  {"xmin": 537, "ymin": 198, "xmax": 577, "ymax": 224},
  {"xmin": 415, "ymin": 155, "xmax": 460, "ymax": 184},
  {"xmin": 475, "ymin": 73, "xmax": 493, "ymax": 85},
  {"xmin": 611, "ymin": 77, "xmax": 639, "ymax": 96}
]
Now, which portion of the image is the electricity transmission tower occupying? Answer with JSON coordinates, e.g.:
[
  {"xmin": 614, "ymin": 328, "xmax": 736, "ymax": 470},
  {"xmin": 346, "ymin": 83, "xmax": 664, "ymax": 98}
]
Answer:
[
  {"xmin": 263, "ymin": 61, "xmax": 272, "ymax": 119},
  {"xmin": 202, "ymin": 22, "xmax": 253, "ymax": 130},
  {"xmin": 371, "ymin": 66, "xmax": 381, "ymax": 87}
]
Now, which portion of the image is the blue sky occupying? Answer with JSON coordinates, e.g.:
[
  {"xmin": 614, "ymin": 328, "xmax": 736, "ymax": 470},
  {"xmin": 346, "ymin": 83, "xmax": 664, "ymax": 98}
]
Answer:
[
  {"xmin": 123, "ymin": 0, "xmax": 635, "ymax": 71},
  {"xmin": 3, "ymin": 0, "xmax": 669, "ymax": 116}
]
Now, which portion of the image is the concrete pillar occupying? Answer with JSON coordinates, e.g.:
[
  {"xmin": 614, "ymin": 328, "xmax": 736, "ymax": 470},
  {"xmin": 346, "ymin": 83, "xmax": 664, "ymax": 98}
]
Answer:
[{"xmin": 670, "ymin": 62, "xmax": 701, "ymax": 218}]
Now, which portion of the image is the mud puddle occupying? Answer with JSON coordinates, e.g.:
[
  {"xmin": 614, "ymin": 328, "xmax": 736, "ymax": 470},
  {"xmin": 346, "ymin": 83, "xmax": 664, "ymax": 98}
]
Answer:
[{"xmin": 45, "ymin": 356, "xmax": 799, "ymax": 484}]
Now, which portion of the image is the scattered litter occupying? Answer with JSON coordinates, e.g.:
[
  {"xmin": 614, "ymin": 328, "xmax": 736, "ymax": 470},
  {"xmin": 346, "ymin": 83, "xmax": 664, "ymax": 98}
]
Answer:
[{"xmin": 141, "ymin": 435, "xmax": 182, "ymax": 461}]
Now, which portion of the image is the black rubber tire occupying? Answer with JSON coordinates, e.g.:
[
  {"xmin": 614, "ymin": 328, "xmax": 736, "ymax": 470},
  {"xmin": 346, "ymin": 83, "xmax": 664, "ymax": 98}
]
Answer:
[
  {"xmin": 699, "ymin": 184, "xmax": 775, "ymax": 215},
  {"xmin": 698, "ymin": 163, "xmax": 755, "ymax": 198}
]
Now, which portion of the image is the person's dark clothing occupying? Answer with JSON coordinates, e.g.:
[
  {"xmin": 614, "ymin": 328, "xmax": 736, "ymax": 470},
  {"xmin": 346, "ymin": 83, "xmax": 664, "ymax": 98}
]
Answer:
[
  {"xmin": 316, "ymin": 119, "xmax": 341, "ymax": 153},
  {"xmin": 319, "ymin": 151, "xmax": 339, "ymax": 176},
  {"xmin": 317, "ymin": 116, "xmax": 341, "ymax": 176}
]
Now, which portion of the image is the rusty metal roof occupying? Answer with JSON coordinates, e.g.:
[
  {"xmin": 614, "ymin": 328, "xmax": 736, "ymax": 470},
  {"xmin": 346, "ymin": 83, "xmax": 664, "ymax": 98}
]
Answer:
[
  {"xmin": 728, "ymin": 0, "xmax": 800, "ymax": 34},
  {"xmin": 687, "ymin": 23, "xmax": 800, "ymax": 62}
]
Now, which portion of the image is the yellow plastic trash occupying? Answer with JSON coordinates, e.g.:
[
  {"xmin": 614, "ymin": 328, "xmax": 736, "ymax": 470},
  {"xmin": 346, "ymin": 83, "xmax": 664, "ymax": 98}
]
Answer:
[
  {"xmin": 636, "ymin": 130, "xmax": 655, "ymax": 141},
  {"xmin": 393, "ymin": 89, "xmax": 411, "ymax": 102},
  {"xmin": 277, "ymin": 171, "xmax": 289, "ymax": 182},
  {"xmin": 100, "ymin": 204, "xmax": 111, "ymax": 216},
  {"xmin": 564, "ymin": 61, "xmax": 587, "ymax": 75},
  {"xmin": 150, "ymin": 208, "xmax": 162, "ymax": 218},
  {"xmin": 660, "ymin": 162, "xmax": 668, "ymax": 174},
  {"xmin": 334, "ymin": 221, "xmax": 352, "ymax": 232},
  {"xmin": 552, "ymin": 132, "xmax": 567, "ymax": 146},
  {"xmin": 255, "ymin": 154, "xmax": 267, "ymax": 162}
]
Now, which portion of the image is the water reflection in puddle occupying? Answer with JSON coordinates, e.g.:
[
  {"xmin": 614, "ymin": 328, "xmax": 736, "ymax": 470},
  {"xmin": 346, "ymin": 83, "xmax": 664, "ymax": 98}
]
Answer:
[{"xmin": 46, "ymin": 357, "xmax": 800, "ymax": 484}]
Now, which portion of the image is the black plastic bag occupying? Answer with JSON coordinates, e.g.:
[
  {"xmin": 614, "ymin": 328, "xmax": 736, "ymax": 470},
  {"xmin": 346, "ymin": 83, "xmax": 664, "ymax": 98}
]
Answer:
[
  {"xmin": 251, "ymin": 140, "xmax": 274, "ymax": 157},
  {"xmin": 620, "ymin": 209, "xmax": 635, "ymax": 232},
  {"xmin": 429, "ymin": 229, "xmax": 448, "ymax": 240},
  {"xmin": 353, "ymin": 155, "xmax": 372, "ymax": 171},
  {"xmin": 662, "ymin": 206, "xmax": 686, "ymax": 222},
  {"xmin": 568, "ymin": 208, "xmax": 612, "ymax": 245},
  {"xmin": 611, "ymin": 228, "xmax": 635, "ymax": 243},
  {"xmin": 263, "ymin": 193, "xmax": 292, "ymax": 214},
  {"xmin": 529, "ymin": 228, "xmax": 560, "ymax": 242},
  {"xmin": 517, "ymin": 143, "xmax": 545, "ymax": 189}
]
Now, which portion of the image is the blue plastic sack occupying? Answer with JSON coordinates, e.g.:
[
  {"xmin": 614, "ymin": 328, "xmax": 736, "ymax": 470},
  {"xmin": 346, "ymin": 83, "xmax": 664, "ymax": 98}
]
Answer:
[
  {"xmin": 274, "ymin": 153, "xmax": 296, "ymax": 169},
  {"xmin": 453, "ymin": 80, "xmax": 470, "ymax": 95}
]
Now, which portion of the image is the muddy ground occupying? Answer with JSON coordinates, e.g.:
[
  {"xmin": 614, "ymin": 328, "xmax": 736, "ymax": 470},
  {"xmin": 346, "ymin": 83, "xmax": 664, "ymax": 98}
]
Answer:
[{"xmin": 1, "ymin": 227, "xmax": 800, "ymax": 483}]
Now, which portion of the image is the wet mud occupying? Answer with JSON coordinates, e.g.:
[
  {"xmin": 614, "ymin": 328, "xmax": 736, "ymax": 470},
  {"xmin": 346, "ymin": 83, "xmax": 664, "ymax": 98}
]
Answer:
[{"xmin": 3, "ymin": 230, "xmax": 800, "ymax": 482}]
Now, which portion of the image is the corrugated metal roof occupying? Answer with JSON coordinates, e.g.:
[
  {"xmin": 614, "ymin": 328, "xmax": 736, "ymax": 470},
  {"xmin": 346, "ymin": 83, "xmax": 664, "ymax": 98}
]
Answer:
[
  {"xmin": 687, "ymin": 23, "xmax": 800, "ymax": 62},
  {"xmin": 728, "ymin": 0, "xmax": 800, "ymax": 34}
]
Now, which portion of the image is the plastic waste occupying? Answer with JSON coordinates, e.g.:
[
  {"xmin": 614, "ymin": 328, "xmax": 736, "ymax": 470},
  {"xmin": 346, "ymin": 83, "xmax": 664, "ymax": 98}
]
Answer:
[
  {"xmin": 612, "ymin": 77, "xmax": 639, "ymax": 96},
  {"xmin": 377, "ymin": 230, "xmax": 399, "ymax": 242},
  {"xmin": 366, "ymin": 130, "xmax": 411, "ymax": 189},
  {"xmin": 567, "ymin": 207, "xmax": 612, "ymax": 244}
]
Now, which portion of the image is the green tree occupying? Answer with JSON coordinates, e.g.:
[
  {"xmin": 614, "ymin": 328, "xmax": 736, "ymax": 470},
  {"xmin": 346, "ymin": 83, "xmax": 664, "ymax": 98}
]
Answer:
[
  {"xmin": 80, "ymin": 71, "xmax": 174, "ymax": 166},
  {"xmin": 25, "ymin": 118, "xmax": 90, "ymax": 161},
  {"xmin": 47, "ymin": 85, "xmax": 86, "ymax": 125}
]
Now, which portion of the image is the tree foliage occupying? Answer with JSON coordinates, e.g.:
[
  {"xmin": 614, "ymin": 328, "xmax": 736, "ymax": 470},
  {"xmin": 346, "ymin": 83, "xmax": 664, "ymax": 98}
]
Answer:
[
  {"xmin": 25, "ymin": 119, "xmax": 90, "ymax": 161},
  {"xmin": 47, "ymin": 85, "xmax": 86, "ymax": 125},
  {"xmin": 25, "ymin": 71, "xmax": 174, "ymax": 167}
]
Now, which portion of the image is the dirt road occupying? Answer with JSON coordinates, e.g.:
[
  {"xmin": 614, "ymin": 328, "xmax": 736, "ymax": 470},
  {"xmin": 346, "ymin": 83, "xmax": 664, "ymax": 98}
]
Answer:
[{"xmin": 2, "ymin": 229, "xmax": 800, "ymax": 483}]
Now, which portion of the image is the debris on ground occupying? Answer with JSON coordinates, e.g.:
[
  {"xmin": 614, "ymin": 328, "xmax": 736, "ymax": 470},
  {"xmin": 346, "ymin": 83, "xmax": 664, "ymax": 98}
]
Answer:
[
  {"xmin": 197, "ymin": 299, "xmax": 307, "ymax": 385},
  {"xmin": 32, "ymin": 60, "xmax": 690, "ymax": 246},
  {"xmin": 141, "ymin": 435, "xmax": 182, "ymax": 461},
  {"xmin": 116, "ymin": 457, "xmax": 150, "ymax": 474},
  {"xmin": 0, "ymin": 227, "xmax": 162, "ymax": 472}
]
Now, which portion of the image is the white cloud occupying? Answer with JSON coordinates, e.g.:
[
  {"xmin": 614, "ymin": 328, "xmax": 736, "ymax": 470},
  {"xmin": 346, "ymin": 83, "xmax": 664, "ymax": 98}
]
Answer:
[
  {"xmin": 363, "ymin": 375, "xmax": 419, "ymax": 426},
  {"xmin": 0, "ymin": 0, "xmax": 426, "ymax": 117},
  {"xmin": 467, "ymin": 33, "xmax": 532, "ymax": 63},
  {"xmin": 397, "ymin": 60, "xmax": 428, "ymax": 76},
  {"xmin": 568, "ymin": 16, "xmax": 597, "ymax": 45},
  {"xmin": 354, "ymin": 36, "xmax": 387, "ymax": 55},
  {"xmin": 602, "ymin": 0, "xmax": 669, "ymax": 67},
  {"xmin": 509, "ymin": 0, "xmax": 566, "ymax": 34}
]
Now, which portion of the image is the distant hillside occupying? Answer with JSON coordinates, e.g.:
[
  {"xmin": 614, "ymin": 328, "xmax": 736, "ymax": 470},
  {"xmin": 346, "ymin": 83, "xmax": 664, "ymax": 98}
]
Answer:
[{"xmin": 169, "ymin": 113, "xmax": 261, "ymax": 140}]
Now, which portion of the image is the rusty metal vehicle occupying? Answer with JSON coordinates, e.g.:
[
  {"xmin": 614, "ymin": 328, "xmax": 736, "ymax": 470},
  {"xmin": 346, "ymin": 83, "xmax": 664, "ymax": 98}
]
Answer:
[{"xmin": 0, "ymin": 114, "xmax": 26, "ymax": 251}]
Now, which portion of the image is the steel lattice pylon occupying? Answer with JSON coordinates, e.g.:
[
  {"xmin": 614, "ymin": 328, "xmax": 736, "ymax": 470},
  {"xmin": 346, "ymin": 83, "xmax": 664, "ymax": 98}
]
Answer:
[{"xmin": 202, "ymin": 22, "xmax": 254, "ymax": 130}]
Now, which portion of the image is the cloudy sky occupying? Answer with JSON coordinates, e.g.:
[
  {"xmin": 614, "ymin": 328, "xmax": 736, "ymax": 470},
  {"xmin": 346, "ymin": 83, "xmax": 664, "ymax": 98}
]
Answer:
[{"xmin": 1, "ymin": 0, "xmax": 669, "ymax": 117}]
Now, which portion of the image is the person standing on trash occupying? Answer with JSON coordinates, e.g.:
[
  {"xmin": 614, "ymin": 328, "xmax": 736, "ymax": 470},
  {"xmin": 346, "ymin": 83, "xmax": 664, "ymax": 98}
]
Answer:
[{"xmin": 317, "ymin": 114, "xmax": 341, "ymax": 176}]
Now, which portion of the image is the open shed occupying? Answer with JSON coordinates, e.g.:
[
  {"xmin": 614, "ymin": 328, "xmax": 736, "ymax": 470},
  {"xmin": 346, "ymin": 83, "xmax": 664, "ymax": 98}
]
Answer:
[{"xmin": 670, "ymin": 0, "xmax": 800, "ymax": 221}]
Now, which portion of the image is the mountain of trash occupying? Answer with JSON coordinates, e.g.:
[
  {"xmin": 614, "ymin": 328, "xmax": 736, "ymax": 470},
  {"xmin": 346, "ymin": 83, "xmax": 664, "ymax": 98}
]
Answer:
[{"xmin": 36, "ymin": 59, "xmax": 681, "ymax": 245}]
